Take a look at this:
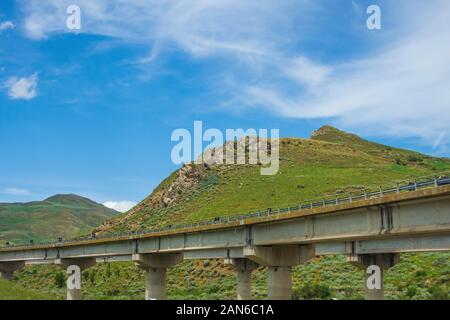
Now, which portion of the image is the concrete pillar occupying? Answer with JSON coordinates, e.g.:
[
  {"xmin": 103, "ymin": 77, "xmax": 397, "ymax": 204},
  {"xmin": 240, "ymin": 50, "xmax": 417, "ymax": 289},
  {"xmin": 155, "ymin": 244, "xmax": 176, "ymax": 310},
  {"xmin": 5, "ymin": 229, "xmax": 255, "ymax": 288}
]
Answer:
[
  {"xmin": 347, "ymin": 253, "xmax": 400, "ymax": 300},
  {"xmin": 67, "ymin": 281, "xmax": 82, "ymax": 301},
  {"xmin": 237, "ymin": 268, "xmax": 252, "ymax": 300},
  {"xmin": 244, "ymin": 245, "xmax": 315, "ymax": 300},
  {"xmin": 145, "ymin": 267, "xmax": 166, "ymax": 300},
  {"xmin": 364, "ymin": 267, "xmax": 384, "ymax": 300},
  {"xmin": 225, "ymin": 258, "xmax": 258, "ymax": 300},
  {"xmin": 56, "ymin": 258, "xmax": 96, "ymax": 300},
  {"xmin": 0, "ymin": 271, "xmax": 13, "ymax": 281},
  {"xmin": 0, "ymin": 261, "xmax": 25, "ymax": 281},
  {"xmin": 132, "ymin": 253, "xmax": 183, "ymax": 300},
  {"xmin": 268, "ymin": 266, "xmax": 292, "ymax": 300}
]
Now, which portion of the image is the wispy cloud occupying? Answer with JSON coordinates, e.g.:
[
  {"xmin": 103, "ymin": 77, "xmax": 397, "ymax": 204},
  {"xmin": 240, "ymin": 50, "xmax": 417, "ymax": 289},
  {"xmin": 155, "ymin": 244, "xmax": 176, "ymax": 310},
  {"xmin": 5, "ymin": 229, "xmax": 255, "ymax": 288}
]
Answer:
[
  {"xmin": 20, "ymin": 0, "xmax": 311, "ymax": 56},
  {"xmin": 0, "ymin": 20, "xmax": 15, "ymax": 32},
  {"xmin": 18, "ymin": 0, "xmax": 450, "ymax": 151},
  {"xmin": 103, "ymin": 200, "xmax": 136, "ymax": 213},
  {"xmin": 3, "ymin": 73, "xmax": 38, "ymax": 100},
  {"xmin": 238, "ymin": 1, "xmax": 450, "ymax": 148},
  {"xmin": 1, "ymin": 188, "xmax": 31, "ymax": 196}
]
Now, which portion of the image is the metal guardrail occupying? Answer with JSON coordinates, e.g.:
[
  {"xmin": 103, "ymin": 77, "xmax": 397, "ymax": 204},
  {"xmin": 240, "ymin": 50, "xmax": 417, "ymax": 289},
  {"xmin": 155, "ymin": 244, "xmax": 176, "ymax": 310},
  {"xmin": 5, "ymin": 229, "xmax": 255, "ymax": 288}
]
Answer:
[{"xmin": 1, "ymin": 171, "xmax": 450, "ymax": 250}]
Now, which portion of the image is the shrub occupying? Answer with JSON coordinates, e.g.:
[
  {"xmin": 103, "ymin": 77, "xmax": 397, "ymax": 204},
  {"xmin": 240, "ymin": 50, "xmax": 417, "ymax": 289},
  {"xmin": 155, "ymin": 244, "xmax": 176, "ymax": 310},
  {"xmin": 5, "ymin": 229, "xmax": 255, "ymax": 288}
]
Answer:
[
  {"xmin": 54, "ymin": 271, "xmax": 65, "ymax": 288},
  {"xmin": 405, "ymin": 286, "xmax": 417, "ymax": 299},
  {"xmin": 428, "ymin": 286, "xmax": 449, "ymax": 300},
  {"xmin": 415, "ymin": 269, "xmax": 427, "ymax": 278},
  {"xmin": 89, "ymin": 272, "xmax": 95, "ymax": 285},
  {"xmin": 295, "ymin": 282, "xmax": 332, "ymax": 300},
  {"xmin": 407, "ymin": 155, "xmax": 423, "ymax": 162},
  {"xmin": 106, "ymin": 287, "xmax": 120, "ymax": 296}
]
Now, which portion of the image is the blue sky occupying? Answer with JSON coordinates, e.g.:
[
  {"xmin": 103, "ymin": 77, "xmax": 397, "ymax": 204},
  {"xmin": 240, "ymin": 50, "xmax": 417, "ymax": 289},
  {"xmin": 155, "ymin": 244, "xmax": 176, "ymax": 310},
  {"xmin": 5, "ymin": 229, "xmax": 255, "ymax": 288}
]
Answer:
[{"xmin": 0, "ymin": 0, "xmax": 449, "ymax": 210}]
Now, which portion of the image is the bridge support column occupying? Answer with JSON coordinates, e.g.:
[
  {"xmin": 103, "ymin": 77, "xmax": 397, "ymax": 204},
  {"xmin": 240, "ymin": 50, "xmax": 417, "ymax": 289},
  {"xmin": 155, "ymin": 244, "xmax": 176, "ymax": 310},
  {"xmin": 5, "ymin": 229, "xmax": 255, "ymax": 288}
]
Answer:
[
  {"xmin": 347, "ymin": 253, "xmax": 400, "ymax": 300},
  {"xmin": 56, "ymin": 258, "xmax": 96, "ymax": 300},
  {"xmin": 0, "ymin": 261, "xmax": 25, "ymax": 281},
  {"xmin": 268, "ymin": 266, "xmax": 292, "ymax": 300},
  {"xmin": 133, "ymin": 253, "xmax": 183, "ymax": 300},
  {"xmin": 225, "ymin": 258, "xmax": 258, "ymax": 300},
  {"xmin": 244, "ymin": 245, "xmax": 315, "ymax": 300}
]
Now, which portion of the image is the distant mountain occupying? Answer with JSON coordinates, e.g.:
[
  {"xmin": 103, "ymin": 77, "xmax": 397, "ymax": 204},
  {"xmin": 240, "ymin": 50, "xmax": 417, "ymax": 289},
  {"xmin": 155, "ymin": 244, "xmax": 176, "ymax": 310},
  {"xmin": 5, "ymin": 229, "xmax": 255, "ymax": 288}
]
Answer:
[{"xmin": 0, "ymin": 194, "xmax": 118, "ymax": 244}]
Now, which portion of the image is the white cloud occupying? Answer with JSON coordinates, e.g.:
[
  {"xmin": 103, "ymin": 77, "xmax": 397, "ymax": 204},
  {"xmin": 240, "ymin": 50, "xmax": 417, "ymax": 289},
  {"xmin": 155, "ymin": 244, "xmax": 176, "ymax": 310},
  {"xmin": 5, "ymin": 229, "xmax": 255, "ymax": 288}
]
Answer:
[
  {"xmin": 236, "ymin": 1, "xmax": 450, "ymax": 150},
  {"xmin": 103, "ymin": 200, "xmax": 136, "ymax": 213},
  {"xmin": 4, "ymin": 73, "xmax": 38, "ymax": 100},
  {"xmin": 1, "ymin": 188, "xmax": 31, "ymax": 196},
  {"xmin": 20, "ymin": 0, "xmax": 312, "ymax": 57},
  {"xmin": 283, "ymin": 56, "xmax": 332, "ymax": 88},
  {"xmin": 18, "ymin": 0, "xmax": 450, "ymax": 151},
  {"xmin": 0, "ymin": 20, "xmax": 15, "ymax": 32}
]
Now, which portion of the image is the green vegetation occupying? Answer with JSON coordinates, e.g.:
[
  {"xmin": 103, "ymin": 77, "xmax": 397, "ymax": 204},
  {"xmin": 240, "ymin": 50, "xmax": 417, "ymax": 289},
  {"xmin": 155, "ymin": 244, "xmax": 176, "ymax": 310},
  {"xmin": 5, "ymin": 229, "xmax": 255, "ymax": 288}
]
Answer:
[
  {"xmin": 101, "ymin": 126, "xmax": 450, "ymax": 231},
  {"xmin": 11, "ymin": 252, "xmax": 450, "ymax": 300},
  {"xmin": 0, "ymin": 278, "xmax": 56, "ymax": 300},
  {"xmin": 3, "ymin": 126, "xmax": 450, "ymax": 300},
  {"xmin": 0, "ymin": 194, "xmax": 118, "ymax": 244}
]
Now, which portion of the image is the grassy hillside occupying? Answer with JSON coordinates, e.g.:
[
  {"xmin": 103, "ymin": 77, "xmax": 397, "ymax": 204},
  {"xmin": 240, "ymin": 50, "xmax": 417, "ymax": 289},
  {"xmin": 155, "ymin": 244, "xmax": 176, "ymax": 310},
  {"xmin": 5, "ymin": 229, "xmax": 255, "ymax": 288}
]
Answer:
[
  {"xmin": 95, "ymin": 125, "xmax": 450, "ymax": 233},
  {"xmin": 0, "ymin": 278, "xmax": 56, "ymax": 300},
  {"xmin": 0, "ymin": 194, "xmax": 118, "ymax": 244},
  {"xmin": 7, "ymin": 126, "xmax": 450, "ymax": 300}
]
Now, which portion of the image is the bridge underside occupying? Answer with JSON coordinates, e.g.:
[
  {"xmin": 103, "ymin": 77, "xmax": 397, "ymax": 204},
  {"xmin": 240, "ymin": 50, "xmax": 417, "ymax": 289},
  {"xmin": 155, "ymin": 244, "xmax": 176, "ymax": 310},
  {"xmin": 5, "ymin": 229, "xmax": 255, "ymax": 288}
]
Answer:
[{"xmin": 8, "ymin": 233, "xmax": 449, "ymax": 267}]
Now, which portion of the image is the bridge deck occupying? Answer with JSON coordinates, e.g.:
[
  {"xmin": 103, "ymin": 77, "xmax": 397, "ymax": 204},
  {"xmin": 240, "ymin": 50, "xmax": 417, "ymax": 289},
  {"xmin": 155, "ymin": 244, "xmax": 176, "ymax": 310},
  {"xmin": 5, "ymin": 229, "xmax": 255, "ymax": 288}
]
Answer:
[{"xmin": 0, "ymin": 183, "xmax": 449, "ymax": 259}]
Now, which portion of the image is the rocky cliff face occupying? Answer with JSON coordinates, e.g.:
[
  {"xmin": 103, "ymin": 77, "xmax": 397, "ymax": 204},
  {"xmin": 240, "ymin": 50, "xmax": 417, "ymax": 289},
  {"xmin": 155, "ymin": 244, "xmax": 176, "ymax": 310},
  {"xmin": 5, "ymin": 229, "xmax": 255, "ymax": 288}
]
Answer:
[{"xmin": 93, "ymin": 163, "xmax": 209, "ymax": 234}]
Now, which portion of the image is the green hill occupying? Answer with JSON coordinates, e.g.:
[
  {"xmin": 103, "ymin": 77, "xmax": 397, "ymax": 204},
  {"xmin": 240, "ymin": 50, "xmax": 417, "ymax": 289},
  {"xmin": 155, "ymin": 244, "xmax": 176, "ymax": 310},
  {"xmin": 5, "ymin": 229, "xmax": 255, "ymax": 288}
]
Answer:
[
  {"xmin": 0, "ymin": 194, "xmax": 118, "ymax": 244},
  {"xmin": 8, "ymin": 126, "xmax": 450, "ymax": 300},
  {"xmin": 95, "ymin": 125, "xmax": 450, "ymax": 234}
]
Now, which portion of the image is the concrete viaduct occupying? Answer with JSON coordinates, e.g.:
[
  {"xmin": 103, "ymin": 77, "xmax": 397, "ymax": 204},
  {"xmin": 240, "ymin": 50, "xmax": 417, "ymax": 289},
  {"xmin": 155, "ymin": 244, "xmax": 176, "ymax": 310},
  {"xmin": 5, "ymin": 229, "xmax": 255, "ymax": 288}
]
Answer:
[{"xmin": 1, "ymin": 179, "xmax": 449, "ymax": 300}]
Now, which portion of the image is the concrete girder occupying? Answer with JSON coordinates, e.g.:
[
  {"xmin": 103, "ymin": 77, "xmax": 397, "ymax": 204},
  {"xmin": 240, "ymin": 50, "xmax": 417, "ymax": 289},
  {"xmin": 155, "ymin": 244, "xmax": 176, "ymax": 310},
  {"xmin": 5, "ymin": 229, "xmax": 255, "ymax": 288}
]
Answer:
[
  {"xmin": 132, "ymin": 253, "xmax": 183, "ymax": 269},
  {"xmin": 55, "ymin": 257, "xmax": 96, "ymax": 270},
  {"xmin": 347, "ymin": 253, "xmax": 400, "ymax": 270},
  {"xmin": 243, "ymin": 245, "xmax": 315, "ymax": 267}
]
